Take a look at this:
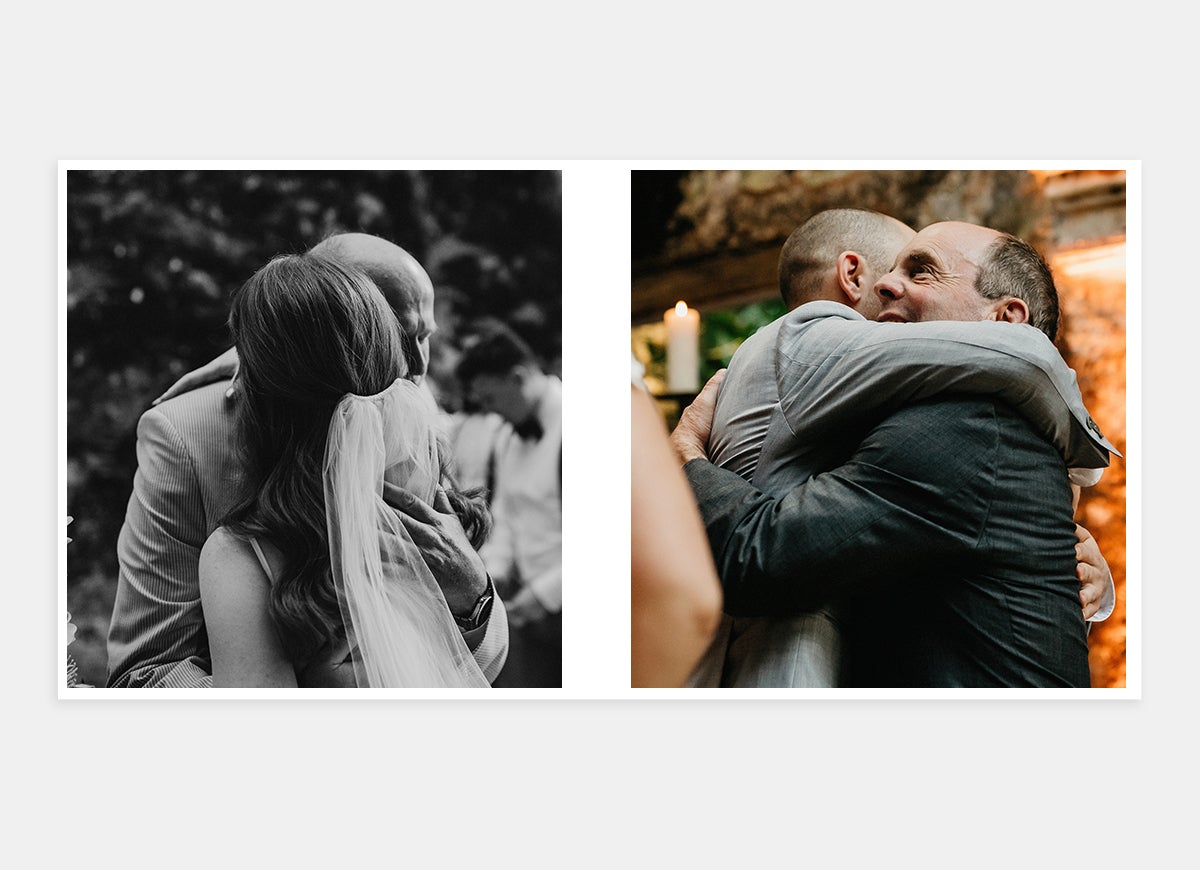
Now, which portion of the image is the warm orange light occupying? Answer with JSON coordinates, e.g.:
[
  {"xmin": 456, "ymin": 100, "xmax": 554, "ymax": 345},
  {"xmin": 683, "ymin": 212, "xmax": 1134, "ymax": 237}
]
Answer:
[
  {"xmin": 1029, "ymin": 169, "xmax": 1073, "ymax": 181},
  {"xmin": 1051, "ymin": 240, "xmax": 1126, "ymax": 284},
  {"xmin": 674, "ymin": 301, "xmax": 689, "ymax": 317}
]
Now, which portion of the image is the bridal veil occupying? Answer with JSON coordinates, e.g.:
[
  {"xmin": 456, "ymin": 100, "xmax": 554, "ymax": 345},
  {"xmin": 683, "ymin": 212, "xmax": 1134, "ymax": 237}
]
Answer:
[{"xmin": 323, "ymin": 378, "xmax": 489, "ymax": 688}]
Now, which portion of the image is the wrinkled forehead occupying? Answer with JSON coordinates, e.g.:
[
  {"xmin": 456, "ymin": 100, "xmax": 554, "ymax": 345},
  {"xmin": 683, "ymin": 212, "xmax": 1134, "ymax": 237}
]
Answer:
[{"xmin": 907, "ymin": 222, "xmax": 999, "ymax": 268}]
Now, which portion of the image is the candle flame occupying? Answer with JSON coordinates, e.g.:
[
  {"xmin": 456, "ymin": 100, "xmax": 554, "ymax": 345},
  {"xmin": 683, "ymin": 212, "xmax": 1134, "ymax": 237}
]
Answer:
[{"xmin": 674, "ymin": 301, "xmax": 688, "ymax": 317}]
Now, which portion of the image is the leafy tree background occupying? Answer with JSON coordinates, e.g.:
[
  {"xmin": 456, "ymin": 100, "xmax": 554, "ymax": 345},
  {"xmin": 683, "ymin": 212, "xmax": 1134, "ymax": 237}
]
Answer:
[{"xmin": 66, "ymin": 169, "xmax": 562, "ymax": 686}]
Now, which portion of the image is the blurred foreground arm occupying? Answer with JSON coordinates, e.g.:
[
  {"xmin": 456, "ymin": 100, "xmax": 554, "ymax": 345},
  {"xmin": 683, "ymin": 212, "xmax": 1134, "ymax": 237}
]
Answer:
[{"xmin": 632, "ymin": 383, "xmax": 723, "ymax": 687}]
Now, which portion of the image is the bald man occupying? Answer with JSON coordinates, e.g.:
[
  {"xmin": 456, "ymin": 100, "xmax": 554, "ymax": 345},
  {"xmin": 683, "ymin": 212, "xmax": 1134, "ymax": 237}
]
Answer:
[
  {"xmin": 106, "ymin": 233, "xmax": 508, "ymax": 687},
  {"xmin": 685, "ymin": 213, "xmax": 1116, "ymax": 687},
  {"xmin": 310, "ymin": 233, "xmax": 438, "ymax": 381}
]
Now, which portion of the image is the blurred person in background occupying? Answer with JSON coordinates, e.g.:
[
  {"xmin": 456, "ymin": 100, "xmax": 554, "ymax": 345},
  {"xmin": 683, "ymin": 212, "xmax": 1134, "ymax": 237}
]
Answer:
[
  {"xmin": 456, "ymin": 322, "xmax": 562, "ymax": 688},
  {"xmin": 444, "ymin": 318, "xmax": 519, "ymax": 497}
]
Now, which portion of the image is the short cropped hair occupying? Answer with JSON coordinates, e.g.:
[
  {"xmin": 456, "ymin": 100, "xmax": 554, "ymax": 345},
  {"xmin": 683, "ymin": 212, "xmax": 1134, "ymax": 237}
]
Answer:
[
  {"xmin": 976, "ymin": 234, "xmax": 1060, "ymax": 340},
  {"xmin": 779, "ymin": 208, "xmax": 912, "ymax": 308}
]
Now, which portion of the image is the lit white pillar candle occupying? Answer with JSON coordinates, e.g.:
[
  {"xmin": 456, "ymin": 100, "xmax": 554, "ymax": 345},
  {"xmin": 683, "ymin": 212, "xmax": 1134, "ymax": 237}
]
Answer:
[{"xmin": 664, "ymin": 300, "xmax": 700, "ymax": 393}]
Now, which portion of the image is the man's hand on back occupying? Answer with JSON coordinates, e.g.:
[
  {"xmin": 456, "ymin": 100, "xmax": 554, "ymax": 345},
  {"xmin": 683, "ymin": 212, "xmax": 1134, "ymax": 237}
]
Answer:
[
  {"xmin": 384, "ymin": 482, "xmax": 488, "ymax": 616},
  {"xmin": 1075, "ymin": 523, "xmax": 1112, "ymax": 621},
  {"xmin": 668, "ymin": 369, "xmax": 726, "ymax": 466}
]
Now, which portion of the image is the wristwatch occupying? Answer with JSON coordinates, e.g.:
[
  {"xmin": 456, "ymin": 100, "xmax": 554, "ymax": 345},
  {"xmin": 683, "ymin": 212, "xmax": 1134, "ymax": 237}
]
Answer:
[{"xmin": 454, "ymin": 577, "xmax": 495, "ymax": 632}]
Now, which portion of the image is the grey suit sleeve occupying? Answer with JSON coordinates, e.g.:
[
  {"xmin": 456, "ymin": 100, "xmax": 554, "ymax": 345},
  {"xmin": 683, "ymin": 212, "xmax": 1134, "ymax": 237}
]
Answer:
[
  {"xmin": 106, "ymin": 408, "xmax": 213, "ymax": 688},
  {"xmin": 686, "ymin": 400, "xmax": 999, "ymax": 617},
  {"xmin": 776, "ymin": 317, "xmax": 1117, "ymax": 471}
]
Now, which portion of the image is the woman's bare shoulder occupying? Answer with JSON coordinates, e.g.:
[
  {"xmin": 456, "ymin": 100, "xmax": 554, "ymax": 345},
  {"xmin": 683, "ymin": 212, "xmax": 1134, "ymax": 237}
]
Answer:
[
  {"xmin": 200, "ymin": 527, "xmax": 287, "ymax": 587},
  {"xmin": 201, "ymin": 525, "xmax": 252, "ymax": 564},
  {"xmin": 199, "ymin": 528, "xmax": 296, "ymax": 688},
  {"xmin": 200, "ymin": 527, "xmax": 267, "ymax": 587}
]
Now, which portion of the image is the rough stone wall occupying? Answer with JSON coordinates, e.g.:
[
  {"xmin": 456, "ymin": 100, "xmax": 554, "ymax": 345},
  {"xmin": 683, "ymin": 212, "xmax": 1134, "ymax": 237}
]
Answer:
[{"xmin": 652, "ymin": 169, "xmax": 1051, "ymax": 263}]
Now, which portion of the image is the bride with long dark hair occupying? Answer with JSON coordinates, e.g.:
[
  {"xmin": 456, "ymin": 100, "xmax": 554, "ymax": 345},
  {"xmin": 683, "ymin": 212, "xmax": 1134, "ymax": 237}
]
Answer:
[{"xmin": 198, "ymin": 251, "xmax": 498, "ymax": 687}]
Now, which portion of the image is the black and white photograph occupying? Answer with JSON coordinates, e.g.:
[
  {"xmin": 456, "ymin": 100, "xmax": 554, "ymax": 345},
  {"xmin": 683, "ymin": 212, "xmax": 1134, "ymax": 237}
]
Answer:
[{"xmin": 64, "ymin": 166, "xmax": 563, "ymax": 691}]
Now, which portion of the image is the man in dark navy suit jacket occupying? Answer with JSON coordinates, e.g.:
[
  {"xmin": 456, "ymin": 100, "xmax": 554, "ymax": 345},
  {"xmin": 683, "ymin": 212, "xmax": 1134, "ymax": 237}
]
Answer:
[{"xmin": 671, "ymin": 222, "xmax": 1114, "ymax": 687}]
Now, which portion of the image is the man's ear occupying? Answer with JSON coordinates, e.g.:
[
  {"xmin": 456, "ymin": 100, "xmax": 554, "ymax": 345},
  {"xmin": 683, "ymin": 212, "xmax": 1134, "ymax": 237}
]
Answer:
[
  {"xmin": 991, "ymin": 297, "xmax": 1030, "ymax": 324},
  {"xmin": 836, "ymin": 251, "xmax": 866, "ymax": 305}
]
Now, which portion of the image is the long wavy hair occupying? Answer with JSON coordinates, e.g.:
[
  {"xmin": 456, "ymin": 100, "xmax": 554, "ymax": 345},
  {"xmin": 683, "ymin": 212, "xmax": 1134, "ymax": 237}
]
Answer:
[{"xmin": 222, "ymin": 252, "xmax": 489, "ymax": 665}]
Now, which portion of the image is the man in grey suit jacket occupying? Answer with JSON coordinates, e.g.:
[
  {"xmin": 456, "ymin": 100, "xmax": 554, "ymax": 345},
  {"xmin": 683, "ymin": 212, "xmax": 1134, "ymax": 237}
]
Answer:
[
  {"xmin": 692, "ymin": 209, "xmax": 916, "ymax": 686},
  {"xmin": 107, "ymin": 234, "xmax": 508, "ymax": 687},
  {"xmin": 674, "ymin": 221, "xmax": 1117, "ymax": 687}
]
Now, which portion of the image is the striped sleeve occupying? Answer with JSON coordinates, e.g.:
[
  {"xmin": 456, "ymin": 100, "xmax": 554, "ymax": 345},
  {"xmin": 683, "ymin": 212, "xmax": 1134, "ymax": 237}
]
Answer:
[
  {"xmin": 106, "ymin": 407, "xmax": 213, "ymax": 688},
  {"xmin": 471, "ymin": 593, "xmax": 509, "ymax": 684}
]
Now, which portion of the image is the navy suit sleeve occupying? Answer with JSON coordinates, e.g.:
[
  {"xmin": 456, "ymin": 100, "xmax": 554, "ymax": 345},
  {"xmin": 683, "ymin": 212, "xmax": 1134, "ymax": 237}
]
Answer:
[{"xmin": 687, "ymin": 398, "xmax": 1002, "ymax": 617}]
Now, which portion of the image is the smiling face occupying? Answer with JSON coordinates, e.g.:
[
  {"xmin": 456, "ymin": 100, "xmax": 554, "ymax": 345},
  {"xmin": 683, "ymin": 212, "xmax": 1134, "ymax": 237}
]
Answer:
[{"xmin": 873, "ymin": 222, "xmax": 1005, "ymax": 324}]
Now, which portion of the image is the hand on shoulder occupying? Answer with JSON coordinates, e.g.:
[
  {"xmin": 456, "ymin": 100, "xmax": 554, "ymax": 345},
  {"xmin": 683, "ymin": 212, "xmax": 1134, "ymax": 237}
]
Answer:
[{"xmin": 153, "ymin": 346, "xmax": 240, "ymax": 406}]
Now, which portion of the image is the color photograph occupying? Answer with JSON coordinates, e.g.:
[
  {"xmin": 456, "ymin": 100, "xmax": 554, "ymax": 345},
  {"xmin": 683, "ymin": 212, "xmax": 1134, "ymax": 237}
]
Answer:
[{"xmin": 631, "ymin": 166, "xmax": 1132, "ymax": 692}]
